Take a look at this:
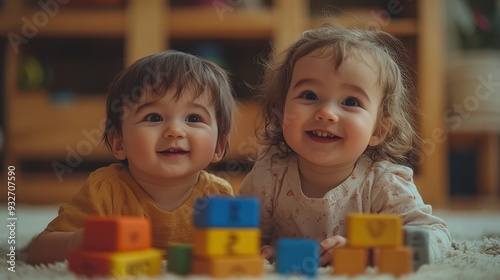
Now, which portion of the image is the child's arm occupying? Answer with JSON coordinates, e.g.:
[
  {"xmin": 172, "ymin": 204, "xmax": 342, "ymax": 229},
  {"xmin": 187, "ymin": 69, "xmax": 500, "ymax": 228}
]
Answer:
[
  {"xmin": 27, "ymin": 228, "xmax": 84, "ymax": 265},
  {"xmin": 371, "ymin": 165, "xmax": 452, "ymax": 263},
  {"xmin": 319, "ymin": 235, "xmax": 347, "ymax": 266}
]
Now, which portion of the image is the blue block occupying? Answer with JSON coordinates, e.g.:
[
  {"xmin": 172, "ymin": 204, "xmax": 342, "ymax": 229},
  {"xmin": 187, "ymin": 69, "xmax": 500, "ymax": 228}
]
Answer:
[
  {"xmin": 276, "ymin": 238, "xmax": 319, "ymax": 277},
  {"xmin": 193, "ymin": 196, "xmax": 260, "ymax": 228}
]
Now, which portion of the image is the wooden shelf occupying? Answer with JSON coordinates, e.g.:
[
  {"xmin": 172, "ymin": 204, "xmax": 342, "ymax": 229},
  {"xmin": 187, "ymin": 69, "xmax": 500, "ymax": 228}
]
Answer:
[
  {"xmin": 1, "ymin": 0, "xmax": 452, "ymax": 208},
  {"xmin": 169, "ymin": 7, "xmax": 274, "ymax": 39},
  {"xmin": 312, "ymin": 13, "xmax": 417, "ymax": 36},
  {"xmin": 7, "ymin": 94, "xmax": 112, "ymax": 160},
  {"xmin": 0, "ymin": 9, "xmax": 125, "ymax": 37},
  {"xmin": 8, "ymin": 172, "xmax": 90, "ymax": 204},
  {"xmin": 1, "ymin": 7, "xmax": 274, "ymax": 39}
]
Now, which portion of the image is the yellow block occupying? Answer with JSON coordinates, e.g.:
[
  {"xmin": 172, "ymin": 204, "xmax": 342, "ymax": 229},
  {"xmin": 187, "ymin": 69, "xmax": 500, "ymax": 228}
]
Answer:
[
  {"xmin": 375, "ymin": 247, "xmax": 413, "ymax": 277},
  {"xmin": 332, "ymin": 247, "xmax": 369, "ymax": 276},
  {"xmin": 193, "ymin": 228, "xmax": 260, "ymax": 256},
  {"xmin": 347, "ymin": 213, "xmax": 403, "ymax": 248},
  {"xmin": 68, "ymin": 248, "xmax": 163, "ymax": 278},
  {"xmin": 192, "ymin": 255, "xmax": 263, "ymax": 277}
]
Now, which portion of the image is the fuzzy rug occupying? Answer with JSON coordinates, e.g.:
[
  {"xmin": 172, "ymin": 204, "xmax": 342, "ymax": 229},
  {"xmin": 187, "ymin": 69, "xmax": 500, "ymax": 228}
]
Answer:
[{"xmin": 1, "ymin": 206, "xmax": 500, "ymax": 279}]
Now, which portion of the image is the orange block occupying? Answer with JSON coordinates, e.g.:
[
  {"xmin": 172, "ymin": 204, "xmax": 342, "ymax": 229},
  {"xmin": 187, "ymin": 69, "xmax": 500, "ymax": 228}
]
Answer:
[
  {"xmin": 192, "ymin": 255, "xmax": 263, "ymax": 277},
  {"xmin": 375, "ymin": 247, "xmax": 413, "ymax": 277},
  {"xmin": 68, "ymin": 248, "xmax": 163, "ymax": 277},
  {"xmin": 83, "ymin": 216, "xmax": 151, "ymax": 251},
  {"xmin": 347, "ymin": 213, "xmax": 403, "ymax": 248},
  {"xmin": 332, "ymin": 247, "xmax": 369, "ymax": 276}
]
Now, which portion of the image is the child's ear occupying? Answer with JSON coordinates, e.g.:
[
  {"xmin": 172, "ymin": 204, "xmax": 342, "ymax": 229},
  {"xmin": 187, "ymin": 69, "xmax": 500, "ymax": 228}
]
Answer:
[
  {"xmin": 211, "ymin": 138, "xmax": 228, "ymax": 163},
  {"xmin": 368, "ymin": 117, "xmax": 392, "ymax": 147},
  {"xmin": 108, "ymin": 130, "xmax": 127, "ymax": 160}
]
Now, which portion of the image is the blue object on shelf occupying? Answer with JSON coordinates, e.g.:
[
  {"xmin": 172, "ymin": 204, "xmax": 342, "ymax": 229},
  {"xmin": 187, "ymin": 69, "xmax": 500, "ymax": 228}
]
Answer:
[
  {"xmin": 191, "ymin": 43, "xmax": 228, "ymax": 69},
  {"xmin": 50, "ymin": 90, "xmax": 76, "ymax": 107}
]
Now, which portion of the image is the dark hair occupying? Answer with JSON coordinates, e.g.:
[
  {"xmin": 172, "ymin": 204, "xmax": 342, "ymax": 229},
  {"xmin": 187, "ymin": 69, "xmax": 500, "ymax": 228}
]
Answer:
[
  {"xmin": 102, "ymin": 50, "xmax": 235, "ymax": 161},
  {"xmin": 258, "ymin": 23, "xmax": 422, "ymax": 166}
]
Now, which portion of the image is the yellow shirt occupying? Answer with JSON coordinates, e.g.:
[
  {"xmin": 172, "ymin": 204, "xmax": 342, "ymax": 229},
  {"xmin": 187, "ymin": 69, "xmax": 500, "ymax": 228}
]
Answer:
[{"xmin": 46, "ymin": 164, "xmax": 233, "ymax": 249}]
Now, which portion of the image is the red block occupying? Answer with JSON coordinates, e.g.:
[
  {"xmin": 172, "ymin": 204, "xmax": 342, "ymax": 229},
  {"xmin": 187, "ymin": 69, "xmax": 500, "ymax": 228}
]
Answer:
[{"xmin": 83, "ymin": 216, "xmax": 151, "ymax": 251}]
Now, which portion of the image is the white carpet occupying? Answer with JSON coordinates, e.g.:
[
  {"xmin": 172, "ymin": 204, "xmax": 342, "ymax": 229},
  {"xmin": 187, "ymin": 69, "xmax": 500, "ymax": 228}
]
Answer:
[{"xmin": 1, "ymin": 205, "xmax": 500, "ymax": 279}]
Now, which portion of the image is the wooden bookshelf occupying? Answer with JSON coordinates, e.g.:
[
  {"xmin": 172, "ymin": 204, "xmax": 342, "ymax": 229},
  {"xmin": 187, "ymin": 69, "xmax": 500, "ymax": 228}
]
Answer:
[{"xmin": 1, "ymin": 0, "xmax": 450, "ymax": 208}]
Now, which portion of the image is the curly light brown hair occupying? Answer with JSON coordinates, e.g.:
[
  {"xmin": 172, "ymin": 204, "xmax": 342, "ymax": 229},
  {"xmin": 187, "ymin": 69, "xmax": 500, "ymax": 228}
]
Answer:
[{"xmin": 257, "ymin": 23, "xmax": 423, "ymax": 166}]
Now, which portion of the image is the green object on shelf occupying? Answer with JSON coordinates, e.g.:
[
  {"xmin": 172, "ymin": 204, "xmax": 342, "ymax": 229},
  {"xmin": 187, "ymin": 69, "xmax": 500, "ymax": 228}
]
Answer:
[{"xmin": 18, "ymin": 56, "xmax": 53, "ymax": 90}]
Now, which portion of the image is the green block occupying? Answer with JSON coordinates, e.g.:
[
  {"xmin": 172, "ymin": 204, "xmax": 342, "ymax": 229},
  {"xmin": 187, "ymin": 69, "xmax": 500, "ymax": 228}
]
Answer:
[{"xmin": 167, "ymin": 244, "xmax": 193, "ymax": 275}]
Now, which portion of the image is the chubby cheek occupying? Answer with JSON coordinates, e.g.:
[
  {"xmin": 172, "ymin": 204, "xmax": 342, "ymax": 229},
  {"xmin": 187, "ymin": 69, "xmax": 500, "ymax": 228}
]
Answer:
[
  {"xmin": 122, "ymin": 130, "xmax": 154, "ymax": 156},
  {"xmin": 281, "ymin": 106, "xmax": 302, "ymax": 131},
  {"xmin": 348, "ymin": 119, "xmax": 376, "ymax": 146}
]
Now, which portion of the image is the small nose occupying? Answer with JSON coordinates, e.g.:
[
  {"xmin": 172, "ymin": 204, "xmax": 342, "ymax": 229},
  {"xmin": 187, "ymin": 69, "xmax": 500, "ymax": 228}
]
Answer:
[
  {"xmin": 315, "ymin": 104, "xmax": 339, "ymax": 123},
  {"xmin": 163, "ymin": 121, "xmax": 186, "ymax": 138}
]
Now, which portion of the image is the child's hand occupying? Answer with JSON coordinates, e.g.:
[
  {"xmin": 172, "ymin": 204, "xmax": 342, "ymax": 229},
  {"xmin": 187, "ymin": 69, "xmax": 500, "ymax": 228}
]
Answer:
[
  {"xmin": 319, "ymin": 235, "xmax": 347, "ymax": 266},
  {"xmin": 67, "ymin": 228, "xmax": 84, "ymax": 252},
  {"xmin": 260, "ymin": 245, "xmax": 276, "ymax": 263}
]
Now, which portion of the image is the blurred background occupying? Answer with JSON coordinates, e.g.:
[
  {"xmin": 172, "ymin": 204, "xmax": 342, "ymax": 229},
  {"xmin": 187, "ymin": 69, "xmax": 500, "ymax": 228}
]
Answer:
[{"xmin": 0, "ymin": 0, "xmax": 498, "ymax": 210}]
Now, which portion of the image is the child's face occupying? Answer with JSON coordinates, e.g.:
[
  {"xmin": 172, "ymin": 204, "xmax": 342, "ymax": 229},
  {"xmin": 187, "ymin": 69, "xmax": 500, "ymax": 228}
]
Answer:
[
  {"xmin": 282, "ymin": 50, "xmax": 386, "ymax": 167},
  {"xmin": 110, "ymin": 88, "xmax": 224, "ymax": 183}
]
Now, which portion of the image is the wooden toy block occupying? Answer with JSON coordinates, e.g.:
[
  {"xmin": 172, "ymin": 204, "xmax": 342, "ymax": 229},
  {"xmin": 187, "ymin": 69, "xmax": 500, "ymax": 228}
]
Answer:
[
  {"xmin": 167, "ymin": 244, "xmax": 193, "ymax": 275},
  {"xmin": 191, "ymin": 255, "xmax": 263, "ymax": 277},
  {"xmin": 332, "ymin": 247, "xmax": 369, "ymax": 276},
  {"xmin": 275, "ymin": 238, "xmax": 319, "ymax": 277},
  {"xmin": 194, "ymin": 196, "xmax": 260, "ymax": 228},
  {"xmin": 68, "ymin": 248, "xmax": 162, "ymax": 278},
  {"xmin": 375, "ymin": 247, "xmax": 413, "ymax": 277},
  {"xmin": 83, "ymin": 216, "xmax": 151, "ymax": 251},
  {"xmin": 404, "ymin": 226, "xmax": 430, "ymax": 270},
  {"xmin": 193, "ymin": 228, "xmax": 259, "ymax": 256},
  {"xmin": 347, "ymin": 213, "xmax": 403, "ymax": 248}
]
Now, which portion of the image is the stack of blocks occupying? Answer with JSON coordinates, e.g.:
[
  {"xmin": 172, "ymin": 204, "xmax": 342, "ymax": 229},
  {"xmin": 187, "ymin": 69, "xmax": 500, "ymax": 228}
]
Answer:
[
  {"xmin": 68, "ymin": 216, "xmax": 162, "ymax": 278},
  {"xmin": 190, "ymin": 196, "xmax": 263, "ymax": 277},
  {"xmin": 333, "ymin": 213, "xmax": 413, "ymax": 277}
]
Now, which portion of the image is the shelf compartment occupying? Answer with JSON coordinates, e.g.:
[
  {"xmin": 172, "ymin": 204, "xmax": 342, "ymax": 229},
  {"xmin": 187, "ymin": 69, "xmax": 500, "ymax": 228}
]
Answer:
[
  {"xmin": 20, "ymin": 37, "xmax": 124, "ymax": 94},
  {"xmin": 8, "ymin": 93, "xmax": 112, "ymax": 161}
]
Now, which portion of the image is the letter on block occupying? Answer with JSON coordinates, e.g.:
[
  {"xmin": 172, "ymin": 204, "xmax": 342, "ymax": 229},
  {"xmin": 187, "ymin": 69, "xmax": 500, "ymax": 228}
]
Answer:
[
  {"xmin": 347, "ymin": 214, "xmax": 403, "ymax": 248},
  {"xmin": 68, "ymin": 248, "xmax": 162, "ymax": 277},
  {"xmin": 167, "ymin": 244, "xmax": 193, "ymax": 275},
  {"xmin": 193, "ymin": 228, "xmax": 259, "ymax": 256},
  {"xmin": 83, "ymin": 216, "xmax": 151, "ymax": 251},
  {"xmin": 375, "ymin": 247, "xmax": 413, "ymax": 277},
  {"xmin": 194, "ymin": 196, "xmax": 260, "ymax": 228},
  {"xmin": 276, "ymin": 238, "xmax": 319, "ymax": 277},
  {"xmin": 192, "ymin": 255, "xmax": 263, "ymax": 277},
  {"xmin": 332, "ymin": 247, "xmax": 369, "ymax": 276}
]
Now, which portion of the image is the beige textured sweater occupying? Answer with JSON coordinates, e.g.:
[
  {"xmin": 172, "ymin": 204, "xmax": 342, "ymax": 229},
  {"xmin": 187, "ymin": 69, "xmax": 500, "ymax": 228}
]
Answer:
[{"xmin": 239, "ymin": 149, "xmax": 452, "ymax": 263}]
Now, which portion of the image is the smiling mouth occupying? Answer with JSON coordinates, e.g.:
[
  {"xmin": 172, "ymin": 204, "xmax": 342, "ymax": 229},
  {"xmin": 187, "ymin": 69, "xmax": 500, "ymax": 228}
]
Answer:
[
  {"xmin": 307, "ymin": 130, "xmax": 338, "ymax": 139},
  {"xmin": 159, "ymin": 148, "xmax": 188, "ymax": 155}
]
